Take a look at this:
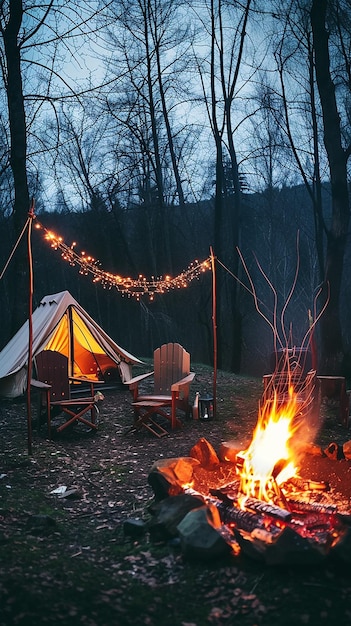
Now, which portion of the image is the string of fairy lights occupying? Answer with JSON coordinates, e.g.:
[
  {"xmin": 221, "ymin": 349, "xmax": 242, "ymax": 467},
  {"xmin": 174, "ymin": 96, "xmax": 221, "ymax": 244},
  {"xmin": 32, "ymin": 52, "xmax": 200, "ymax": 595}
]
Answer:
[{"xmin": 34, "ymin": 219, "xmax": 211, "ymax": 300}]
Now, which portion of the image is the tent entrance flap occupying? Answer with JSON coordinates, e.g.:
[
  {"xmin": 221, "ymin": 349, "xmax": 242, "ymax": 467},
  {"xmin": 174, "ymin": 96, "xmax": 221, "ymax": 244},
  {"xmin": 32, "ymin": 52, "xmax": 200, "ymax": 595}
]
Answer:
[{"xmin": 45, "ymin": 307, "xmax": 120, "ymax": 379}]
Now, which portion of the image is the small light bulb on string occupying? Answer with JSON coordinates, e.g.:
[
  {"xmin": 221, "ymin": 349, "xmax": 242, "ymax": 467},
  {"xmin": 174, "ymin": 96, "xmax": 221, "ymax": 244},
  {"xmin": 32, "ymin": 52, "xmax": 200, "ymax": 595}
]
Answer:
[{"xmin": 36, "ymin": 218, "xmax": 211, "ymax": 299}]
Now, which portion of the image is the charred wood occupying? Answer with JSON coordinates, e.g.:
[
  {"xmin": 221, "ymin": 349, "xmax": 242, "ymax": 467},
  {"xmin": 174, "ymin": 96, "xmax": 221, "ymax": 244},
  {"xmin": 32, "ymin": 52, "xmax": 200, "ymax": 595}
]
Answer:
[
  {"xmin": 287, "ymin": 498, "xmax": 337, "ymax": 515},
  {"xmin": 285, "ymin": 477, "xmax": 330, "ymax": 492},
  {"xmin": 241, "ymin": 496, "xmax": 292, "ymax": 522}
]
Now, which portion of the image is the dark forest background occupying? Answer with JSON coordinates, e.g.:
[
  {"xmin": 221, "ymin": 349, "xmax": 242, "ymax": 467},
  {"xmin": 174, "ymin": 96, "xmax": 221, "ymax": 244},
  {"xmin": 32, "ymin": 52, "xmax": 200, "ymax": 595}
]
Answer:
[
  {"xmin": 2, "ymin": 182, "xmax": 349, "ymax": 379},
  {"xmin": 1, "ymin": 1, "xmax": 351, "ymax": 380}
]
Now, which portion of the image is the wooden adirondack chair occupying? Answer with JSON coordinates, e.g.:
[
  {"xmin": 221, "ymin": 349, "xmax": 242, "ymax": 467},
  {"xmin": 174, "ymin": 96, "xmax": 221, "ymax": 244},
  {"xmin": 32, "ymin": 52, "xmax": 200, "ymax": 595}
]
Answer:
[
  {"xmin": 32, "ymin": 350, "xmax": 101, "ymax": 436},
  {"xmin": 126, "ymin": 343, "xmax": 195, "ymax": 436}
]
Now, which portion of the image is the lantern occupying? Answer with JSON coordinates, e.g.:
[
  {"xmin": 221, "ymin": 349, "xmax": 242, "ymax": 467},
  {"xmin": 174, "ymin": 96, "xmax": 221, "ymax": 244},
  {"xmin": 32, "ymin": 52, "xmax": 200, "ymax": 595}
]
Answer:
[{"xmin": 199, "ymin": 394, "xmax": 214, "ymax": 420}]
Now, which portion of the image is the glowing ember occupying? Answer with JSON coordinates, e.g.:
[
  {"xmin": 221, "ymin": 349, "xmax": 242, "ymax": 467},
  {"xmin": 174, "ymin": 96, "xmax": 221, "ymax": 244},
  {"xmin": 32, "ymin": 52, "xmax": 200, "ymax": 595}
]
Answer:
[{"xmin": 238, "ymin": 386, "xmax": 300, "ymax": 503}]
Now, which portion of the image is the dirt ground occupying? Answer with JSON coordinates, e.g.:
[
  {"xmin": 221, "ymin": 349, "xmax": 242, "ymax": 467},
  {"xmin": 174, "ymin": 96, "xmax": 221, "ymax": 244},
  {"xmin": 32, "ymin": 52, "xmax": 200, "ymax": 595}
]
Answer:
[{"xmin": 1, "ymin": 366, "xmax": 351, "ymax": 626}]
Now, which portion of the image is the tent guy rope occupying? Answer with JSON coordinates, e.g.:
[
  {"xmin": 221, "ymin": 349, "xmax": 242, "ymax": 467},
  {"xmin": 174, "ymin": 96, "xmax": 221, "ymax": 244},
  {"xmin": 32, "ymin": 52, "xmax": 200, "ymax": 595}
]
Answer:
[{"xmin": 0, "ymin": 204, "xmax": 36, "ymax": 454}]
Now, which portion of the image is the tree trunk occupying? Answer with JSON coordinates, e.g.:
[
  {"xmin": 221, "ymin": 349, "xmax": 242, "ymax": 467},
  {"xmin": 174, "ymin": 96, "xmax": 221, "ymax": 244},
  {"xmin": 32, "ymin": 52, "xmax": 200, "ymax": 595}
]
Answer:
[
  {"xmin": 3, "ymin": 0, "xmax": 30, "ymax": 333},
  {"xmin": 311, "ymin": 0, "xmax": 350, "ymax": 374}
]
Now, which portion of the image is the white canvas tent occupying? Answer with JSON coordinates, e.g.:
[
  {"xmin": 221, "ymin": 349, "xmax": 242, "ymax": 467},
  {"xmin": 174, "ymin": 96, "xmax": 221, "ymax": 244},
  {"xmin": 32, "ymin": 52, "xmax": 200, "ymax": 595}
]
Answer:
[{"xmin": 0, "ymin": 290, "xmax": 142, "ymax": 398}]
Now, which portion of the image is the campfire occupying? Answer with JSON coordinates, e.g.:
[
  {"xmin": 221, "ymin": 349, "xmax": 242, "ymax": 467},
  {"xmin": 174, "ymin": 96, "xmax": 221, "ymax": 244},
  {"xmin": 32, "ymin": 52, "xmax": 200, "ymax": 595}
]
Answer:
[
  {"xmin": 237, "ymin": 385, "xmax": 300, "ymax": 504},
  {"xmin": 146, "ymin": 383, "xmax": 351, "ymax": 565},
  {"xmin": 139, "ymin": 266, "xmax": 351, "ymax": 563}
]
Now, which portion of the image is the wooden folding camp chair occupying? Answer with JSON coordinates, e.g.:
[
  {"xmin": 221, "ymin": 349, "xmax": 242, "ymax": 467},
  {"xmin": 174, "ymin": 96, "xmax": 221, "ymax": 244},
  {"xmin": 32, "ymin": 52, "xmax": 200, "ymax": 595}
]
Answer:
[
  {"xmin": 125, "ymin": 343, "xmax": 195, "ymax": 436},
  {"xmin": 33, "ymin": 350, "xmax": 101, "ymax": 436}
]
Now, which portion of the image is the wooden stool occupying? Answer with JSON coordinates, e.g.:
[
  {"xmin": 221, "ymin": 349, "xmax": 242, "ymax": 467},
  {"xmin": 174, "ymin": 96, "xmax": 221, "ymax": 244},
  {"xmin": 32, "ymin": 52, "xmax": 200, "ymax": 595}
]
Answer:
[{"xmin": 128, "ymin": 401, "xmax": 170, "ymax": 438}]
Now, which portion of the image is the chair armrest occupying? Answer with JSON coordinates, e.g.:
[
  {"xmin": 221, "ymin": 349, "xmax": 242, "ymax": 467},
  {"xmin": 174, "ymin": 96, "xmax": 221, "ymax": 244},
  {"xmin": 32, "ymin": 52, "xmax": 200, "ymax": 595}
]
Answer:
[
  {"xmin": 124, "ymin": 371, "xmax": 154, "ymax": 390},
  {"xmin": 31, "ymin": 379, "xmax": 51, "ymax": 391},
  {"xmin": 69, "ymin": 376, "xmax": 104, "ymax": 385},
  {"xmin": 171, "ymin": 372, "xmax": 195, "ymax": 392},
  {"xmin": 69, "ymin": 376, "xmax": 103, "ymax": 396}
]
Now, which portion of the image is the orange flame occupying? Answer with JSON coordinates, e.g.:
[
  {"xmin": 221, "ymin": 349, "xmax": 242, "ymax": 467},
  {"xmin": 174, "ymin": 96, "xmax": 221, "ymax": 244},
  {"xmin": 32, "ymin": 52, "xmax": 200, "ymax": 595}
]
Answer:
[{"xmin": 238, "ymin": 386, "xmax": 299, "ymax": 503}]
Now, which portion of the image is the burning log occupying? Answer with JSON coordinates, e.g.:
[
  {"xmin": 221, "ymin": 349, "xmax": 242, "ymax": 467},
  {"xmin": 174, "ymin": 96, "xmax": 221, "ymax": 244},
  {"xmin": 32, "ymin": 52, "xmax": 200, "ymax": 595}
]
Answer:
[
  {"xmin": 284, "ymin": 476, "xmax": 330, "ymax": 492},
  {"xmin": 184, "ymin": 487, "xmax": 282, "ymax": 537},
  {"xmin": 209, "ymin": 482, "xmax": 241, "ymax": 503},
  {"xmin": 287, "ymin": 499, "xmax": 337, "ymax": 515},
  {"xmin": 211, "ymin": 484, "xmax": 291, "ymax": 521},
  {"xmin": 286, "ymin": 497, "xmax": 351, "ymax": 530},
  {"xmin": 240, "ymin": 496, "xmax": 292, "ymax": 522},
  {"xmin": 216, "ymin": 501, "xmax": 281, "ymax": 536},
  {"xmin": 146, "ymin": 424, "xmax": 351, "ymax": 565},
  {"xmin": 184, "ymin": 482, "xmax": 347, "ymax": 550}
]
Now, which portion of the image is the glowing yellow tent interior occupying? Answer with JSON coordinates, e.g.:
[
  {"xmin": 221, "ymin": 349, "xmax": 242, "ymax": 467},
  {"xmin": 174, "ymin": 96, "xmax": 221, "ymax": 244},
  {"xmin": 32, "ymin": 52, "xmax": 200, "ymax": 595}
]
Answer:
[{"xmin": 0, "ymin": 290, "xmax": 142, "ymax": 398}]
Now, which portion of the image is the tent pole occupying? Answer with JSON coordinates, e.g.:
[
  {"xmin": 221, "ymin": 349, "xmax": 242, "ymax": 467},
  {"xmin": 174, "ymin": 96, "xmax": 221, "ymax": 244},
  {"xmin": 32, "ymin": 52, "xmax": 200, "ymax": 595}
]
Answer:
[
  {"xmin": 68, "ymin": 305, "xmax": 74, "ymax": 377},
  {"xmin": 26, "ymin": 200, "xmax": 35, "ymax": 455},
  {"xmin": 210, "ymin": 247, "xmax": 217, "ymax": 418}
]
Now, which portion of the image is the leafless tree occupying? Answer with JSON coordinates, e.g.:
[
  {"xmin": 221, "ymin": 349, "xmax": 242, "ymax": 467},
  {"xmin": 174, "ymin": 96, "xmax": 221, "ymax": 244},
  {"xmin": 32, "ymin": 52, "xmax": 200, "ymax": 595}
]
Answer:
[
  {"xmin": 0, "ymin": 0, "xmax": 110, "ymax": 332},
  {"xmin": 192, "ymin": 0, "xmax": 255, "ymax": 370},
  {"xmin": 262, "ymin": 0, "xmax": 351, "ymax": 373},
  {"xmin": 99, "ymin": 0, "xmax": 203, "ymax": 274},
  {"xmin": 311, "ymin": 0, "xmax": 351, "ymax": 373}
]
